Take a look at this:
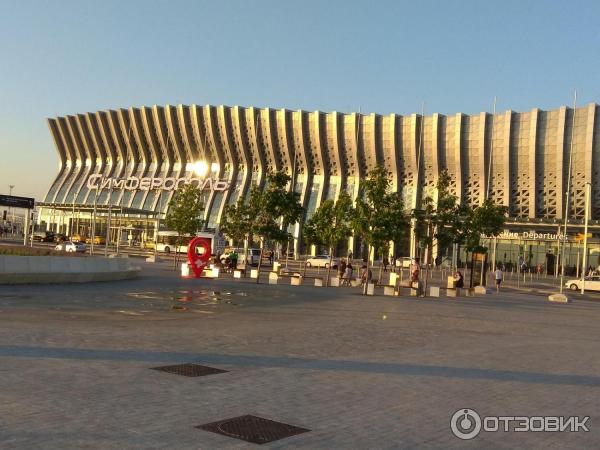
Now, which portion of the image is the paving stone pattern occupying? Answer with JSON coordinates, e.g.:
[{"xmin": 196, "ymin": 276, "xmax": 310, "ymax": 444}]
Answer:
[{"xmin": 1, "ymin": 261, "xmax": 600, "ymax": 448}]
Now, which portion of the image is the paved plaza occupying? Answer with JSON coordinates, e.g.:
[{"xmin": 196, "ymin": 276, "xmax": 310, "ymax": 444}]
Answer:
[{"xmin": 1, "ymin": 262, "xmax": 600, "ymax": 448}]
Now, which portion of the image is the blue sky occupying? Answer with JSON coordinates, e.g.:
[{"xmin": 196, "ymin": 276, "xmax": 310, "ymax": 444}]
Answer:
[{"xmin": 1, "ymin": 0, "xmax": 600, "ymax": 199}]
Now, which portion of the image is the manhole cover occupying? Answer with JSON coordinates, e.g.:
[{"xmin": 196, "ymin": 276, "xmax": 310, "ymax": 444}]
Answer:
[
  {"xmin": 150, "ymin": 363, "xmax": 228, "ymax": 377},
  {"xmin": 196, "ymin": 414, "xmax": 309, "ymax": 444}
]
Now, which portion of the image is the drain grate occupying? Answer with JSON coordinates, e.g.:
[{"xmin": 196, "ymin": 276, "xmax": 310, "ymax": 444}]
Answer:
[
  {"xmin": 151, "ymin": 363, "xmax": 228, "ymax": 377},
  {"xmin": 196, "ymin": 414, "xmax": 309, "ymax": 444}
]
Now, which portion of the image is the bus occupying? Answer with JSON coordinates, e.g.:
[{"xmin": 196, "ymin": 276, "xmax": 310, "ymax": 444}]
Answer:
[{"xmin": 155, "ymin": 231, "xmax": 226, "ymax": 255}]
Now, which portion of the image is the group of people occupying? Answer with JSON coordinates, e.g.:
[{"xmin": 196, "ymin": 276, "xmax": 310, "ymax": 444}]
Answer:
[
  {"xmin": 337, "ymin": 260, "xmax": 353, "ymax": 286},
  {"xmin": 337, "ymin": 259, "xmax": 374, "ymax": 287},
  {"xmin": 452, "ymin": 267, "xmax": 505, "ymax": 293},
  {"xmin": 220, "ymin": 250, "xmax": 238, "ymax": 272}
]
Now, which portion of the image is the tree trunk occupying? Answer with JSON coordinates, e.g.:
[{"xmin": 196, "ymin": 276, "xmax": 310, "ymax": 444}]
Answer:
[
  {"xmin": 326, "ymin": 246, "xmax": 334, "ymax": 287},
  {"xmin": 285, "ymin": 238, "xmax": 290, "ymax": 267},
  {"xmin": 363, "ymin": 244, "xmax": 371, "ymax": 295},
  {"xmin": 423, "ymin": 241, "xmax": 431, "ymax": 296},
  {"xmin": 173, "ymin": 235, "xmax": 179, "ymax": 271},
  {"xmin": 255, "ymin": 238, "xmax": 264, "ymax": 284},
  {"xmin": 378, "ymin": 248, "xmax": 384, "ymax": 285},
  {"xmin": 243, "ymin": 235, "xmax": 249, "ymax": 277}
]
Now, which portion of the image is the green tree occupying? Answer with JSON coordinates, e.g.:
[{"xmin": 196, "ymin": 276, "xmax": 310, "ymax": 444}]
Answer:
[
  {"xmin": 164, "ymin": 183, "xmax": 205, "ymax": 269},
  {"xmin": 246, "ymin": 171, "xmax": 304, "ymax": 283},
  {"xmin": 464, "ymin": 199, "xmax": 507, "ymax": 253},
  {"xmin": 413, "ymin": 170, "xmax": 459, "ymax": 267},
  {"xmin": 353, "ymin": 166, "xmax": 409, "ymax": 290},
  {"xmin": 303, "ymin": 191, "xmax": 355, "ymax": 286},
  {"xmin": 220, "ymin": 197, "xmax": 254, "ymax": 266}
]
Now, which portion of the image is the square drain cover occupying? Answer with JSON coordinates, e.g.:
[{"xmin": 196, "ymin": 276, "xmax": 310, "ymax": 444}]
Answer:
[
  {"xmin": 151, "ymin": 363, "xmax": 228, "ymax": 377},
  {"xmin": 196, "ymin": 414, "xmax": 309, "ymax": 444}
]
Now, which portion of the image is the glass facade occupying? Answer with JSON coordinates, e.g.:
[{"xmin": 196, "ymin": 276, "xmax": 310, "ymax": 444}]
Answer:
[{"xmin": 477, "ymin": 235, "xmax": 600, "ymax": 276}]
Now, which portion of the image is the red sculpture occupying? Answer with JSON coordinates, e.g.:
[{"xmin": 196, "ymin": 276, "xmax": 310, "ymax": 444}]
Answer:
[{"xmin": 186, "ymin": 237, "xmax": 212, "ymax": 278}]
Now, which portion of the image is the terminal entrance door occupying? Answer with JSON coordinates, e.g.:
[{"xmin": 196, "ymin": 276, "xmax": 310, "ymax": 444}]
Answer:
[{"xmin": 546, "ymin": 253, "xmax": 556, "ymax": 275}]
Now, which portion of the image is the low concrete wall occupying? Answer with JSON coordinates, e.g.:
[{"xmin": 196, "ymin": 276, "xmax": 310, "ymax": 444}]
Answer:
[{"xmin": 0, "ymin": 255, "xmax": 140, "ymax": 285}]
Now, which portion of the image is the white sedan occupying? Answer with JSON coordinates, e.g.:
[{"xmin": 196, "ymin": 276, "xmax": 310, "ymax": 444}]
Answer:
[
  {"xmin": 565, "ymin": 275, "xmax": 600, "ymax": 291},
  {"xmin": 55, "ymin": 241, "xmax": 87, "ymax": 253},
  {"xmin": 305, "ymin": 255, "xmax": 338, "ymax": 269}
]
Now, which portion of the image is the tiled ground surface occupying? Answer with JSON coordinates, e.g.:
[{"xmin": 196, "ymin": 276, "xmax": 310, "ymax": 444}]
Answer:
[{"xmin": 1, "ymin": 262, "xmax": 599, "ymax": 449}]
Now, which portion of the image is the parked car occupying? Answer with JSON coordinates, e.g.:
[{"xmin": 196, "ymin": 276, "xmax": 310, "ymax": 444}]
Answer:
[
  {"xmin": 71, "ymin": 233, "xmax": 85, "ymax": 243},
  {"xmin": 305, "ymin": 255, "xmax": 339, "ymax": 269},
  {"xmin": 85, "ymin": 235, "xmax": 106, "ymax": 245},
  {"xmin": 565, "ymin": 275, "xmax": 600, "ymax": 292},
  {"xmin": 55, "ymin": 241, "xmax": 87, "ymax": 253},
  {"xmin": 32, "ymin": 231, "xmax": 55, "ymax": 242}
]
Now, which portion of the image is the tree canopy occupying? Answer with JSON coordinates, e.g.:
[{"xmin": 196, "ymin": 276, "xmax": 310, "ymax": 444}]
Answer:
[
  {"xmin": 164, "ymin": 183, "xmax": 205, "ymax": 238},
  {"xmin": 353, "ymin": 166, "xmax": 409, "ymax": 260},
  {"xmin": 303, "ymin": 191, "xmax": 354, "ymax": 285}
]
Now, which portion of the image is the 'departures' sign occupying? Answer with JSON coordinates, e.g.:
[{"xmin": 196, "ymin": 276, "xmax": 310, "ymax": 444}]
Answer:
[
  {"xmin": 86, "ymin": 175, "xmax": 229, "ymax": 192},
  {"xmin": 482, "ymin": 230, "xmax": 566, "ymax": 240}
]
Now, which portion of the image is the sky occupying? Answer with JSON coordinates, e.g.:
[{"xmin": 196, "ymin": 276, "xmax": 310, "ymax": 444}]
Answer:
[{"xmin": 1, "ymin": 0, "xmax": 600, "ymax": 200}]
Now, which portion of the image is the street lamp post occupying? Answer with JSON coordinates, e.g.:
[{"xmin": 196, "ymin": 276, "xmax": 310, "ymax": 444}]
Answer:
[
  {"xmin": 581, "ymin": 182, "xmax": 591, "ymax": 294},
  {"xmin": 104, "ymin": 182, "xmax": 113, "ymax": 257},
  {"xmin": 559, "ymin": 91, "xmax": 577, "ymax": 294},
  {"xmin": 9, "ymin": 185, "xmax": 14, "ymax": 236},
  {"xmin": 90, "ymin": 186, "xmax": 98, "ymax": 254}
]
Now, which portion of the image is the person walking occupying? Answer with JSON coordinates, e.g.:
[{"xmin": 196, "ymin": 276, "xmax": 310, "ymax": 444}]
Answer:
[
  {"xmin": 342, "ymin": 263, "xmax": 353, "ymax": 286},
  {"xmin": 494, "ymin": 267, "xmax": 503, "ymax": 293},
  {"xmin": 232, "ymin": 251, "xmax": 239, "ymax": 269},
  {"xmin": 360, "ymin": 264, "xmax": 372, "ymax": 287},
  {"xmin": 383, "ymin": 256, "xmax": 389, "ymax": 273},
  {"xmin": 338, "ymin": 259, "xmax": 347, "ymax": 283}
]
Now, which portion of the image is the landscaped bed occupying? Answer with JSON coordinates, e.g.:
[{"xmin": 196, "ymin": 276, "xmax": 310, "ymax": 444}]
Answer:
[{"xmin": 0, "ymin": 245, "xmax": 86, "ymax": 257}]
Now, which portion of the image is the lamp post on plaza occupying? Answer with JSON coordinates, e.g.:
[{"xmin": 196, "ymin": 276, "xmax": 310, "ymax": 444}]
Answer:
[
  {"xmin": 559, "ymin": 91, "xmax": 577, "ymax": 294},
  {"xmin": 487, "ymin": 97, "xmax": 498, "ymax": 273},
  {"xmin": 581, "ymin": 182, "xmax": 591, "ymax": 294},
  {"xmin": 9, "ymin": 185, "xmax": 14, "ymax": 236},
  {"xmin": 104, "ymin": 181, "xmax": 114, "ymax": 257},
  {"xmin": 90, "ymin": 185, "xmax": 99, "ymax": 255},
  {"xmin": 153, "ymin": 191, "xmax": 163, "ymax": 261}
]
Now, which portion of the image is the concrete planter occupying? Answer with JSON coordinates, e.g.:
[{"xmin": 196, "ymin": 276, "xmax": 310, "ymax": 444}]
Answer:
[
  {"xmin": 268, "ymin": 272, "xmax": 279, "ymax": 285},
  {"xmin": 548, "ymin": 293, "xmax": 571, "ymax": 303},
  {"xmin": 181, "ymin": 263, "xmax": 190, "ymax": 277},
  {"xmin": 366, "ymin": 283, "xmax": 375, "ymax": 296},
  {"xmin": 383, "ymin": 286, "xmax": 395, "ymax": 296}
]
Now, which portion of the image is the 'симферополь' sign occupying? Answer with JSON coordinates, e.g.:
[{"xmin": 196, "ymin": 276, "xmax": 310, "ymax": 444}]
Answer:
[{"xmin": 86, "ymin": 174, "xmax": 229, "ymax": 192}]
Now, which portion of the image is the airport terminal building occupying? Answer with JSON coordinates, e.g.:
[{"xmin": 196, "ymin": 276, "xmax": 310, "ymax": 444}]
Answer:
[{"xmin": 38, "ymin": 103, "xmax": 600, "ymax": 272}]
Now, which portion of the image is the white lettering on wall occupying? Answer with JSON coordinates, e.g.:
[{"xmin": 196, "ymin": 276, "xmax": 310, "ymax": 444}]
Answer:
[{"xmin": 86, "ymin": 175, "xmax": 230, "ymax": 192}]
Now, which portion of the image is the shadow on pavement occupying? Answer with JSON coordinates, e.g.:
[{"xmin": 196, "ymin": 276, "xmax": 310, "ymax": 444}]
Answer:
[{"xmin": 1, "ymin": 344, "xmax": 599, "ymax": 387}]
